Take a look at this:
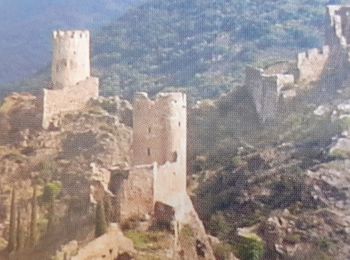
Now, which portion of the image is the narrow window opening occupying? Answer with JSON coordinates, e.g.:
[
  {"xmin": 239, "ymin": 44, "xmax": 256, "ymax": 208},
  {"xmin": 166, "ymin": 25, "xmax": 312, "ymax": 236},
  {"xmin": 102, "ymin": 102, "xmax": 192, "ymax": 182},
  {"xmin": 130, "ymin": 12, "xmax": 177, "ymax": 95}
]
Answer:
[
  {"xmin": 178, "ymin": 122, "xmax": 181, "ymax": 127},
  {"xmin": 148, "ymin": 127, "xmax": 151, "ymax": 133},
  {"xmin": 172, "ymin": 151, "xmax": 178, "ymax": 162},
  {"xmin": 147, "ymin": 148, "xmax": 151, "ymax": 156}
]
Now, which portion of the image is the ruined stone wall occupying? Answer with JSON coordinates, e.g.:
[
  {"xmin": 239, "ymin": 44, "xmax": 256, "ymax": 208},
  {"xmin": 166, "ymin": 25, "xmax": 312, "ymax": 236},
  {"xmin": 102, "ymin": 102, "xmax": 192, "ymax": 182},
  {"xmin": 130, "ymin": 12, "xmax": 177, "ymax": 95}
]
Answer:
[
  {"xmin": 327, "ymin": 6, "xmax": 350, "ymax": 47},
  {"xmin": 119, "ymin": 165, "xmax": 154, "ymax": 220},
  {"xmin": 325, "ymin": 5, "xmax": 350, "ymax": 88},
  {"xmin": 245, "ymin": 67, "xmax": 264, "ymax": 115},
  {"xmin": 119, "ymin": 161, "xmax": 187, "ymax": 221},
  {"xmin": 154, "ymin": 161, "xmax": 186, "ymax": 207},
  {"xmin": 297, "ymin": 46, "xmax": 330, "ymax": 84},
  {"xmin": 42, "ymin": 77, "xmax": 99, "ymax": 129},
  {"xmin": 245, "ymin": 67, "xmax": 295, "ymax": 122},
  {"xmin": 51, "ymin": 30, "xmax": 90, "ymax": 89}
]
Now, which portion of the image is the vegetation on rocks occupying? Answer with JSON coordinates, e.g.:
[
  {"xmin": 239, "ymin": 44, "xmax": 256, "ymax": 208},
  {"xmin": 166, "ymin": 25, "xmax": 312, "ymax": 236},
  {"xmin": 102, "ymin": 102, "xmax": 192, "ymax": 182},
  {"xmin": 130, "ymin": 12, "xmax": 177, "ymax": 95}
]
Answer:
[{"xmin": 95, "ymin": 201, "xmax": 107, "ymax": 238}]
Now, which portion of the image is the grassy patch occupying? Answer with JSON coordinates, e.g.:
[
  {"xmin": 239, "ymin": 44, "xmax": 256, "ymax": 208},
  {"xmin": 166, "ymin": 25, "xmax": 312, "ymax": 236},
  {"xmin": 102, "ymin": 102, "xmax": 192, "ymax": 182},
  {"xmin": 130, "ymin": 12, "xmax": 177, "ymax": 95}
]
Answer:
[
  {"xmin": 213, "ymin": 243, "xmax": 233, "ymax": 260},
  {"xmin": 125, "ymin": 230, "xmax": 167, "ymax": 251},
  {"xmin": 180, "ymin": 224, "xmax": 194, "ymax": 239}
]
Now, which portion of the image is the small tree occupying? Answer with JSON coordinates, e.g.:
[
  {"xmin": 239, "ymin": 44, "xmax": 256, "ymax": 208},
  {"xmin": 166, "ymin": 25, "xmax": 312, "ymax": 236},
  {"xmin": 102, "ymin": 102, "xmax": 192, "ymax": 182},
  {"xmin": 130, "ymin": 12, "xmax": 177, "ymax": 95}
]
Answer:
[
  {"xmin": 95, "ymin": 201, "xmax": 107, "ymax": 237},
  {"xmin": 7, "ymin": 188, "xmax": 16, "ymax": 252},
  {"xmin": 44, "ymin": 182, "xmax": 61, "ymax": 233},
  {"xmin": 16, "ymin": 207, "xmax": 25, "ymax": 251},
  {"xmin": 103, "ymin": 196, "xmax": 112, "ymax": 224},
  {"xmin": 29, "ymin": 186, "xmax": 38, "ymax": 247}
]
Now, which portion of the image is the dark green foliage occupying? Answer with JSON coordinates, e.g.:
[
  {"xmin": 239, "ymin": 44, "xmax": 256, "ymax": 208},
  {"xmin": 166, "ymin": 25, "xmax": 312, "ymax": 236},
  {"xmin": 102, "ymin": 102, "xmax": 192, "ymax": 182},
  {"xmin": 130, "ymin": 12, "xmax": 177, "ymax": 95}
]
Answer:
[
  {"xmin": 6, "ymin": 0, "xmax": 347, "ymax": 101},
  {"xmin": 29, "ymin": 186, "xmax": 38, "ymax": 247},
  {"xmin": 42, "ymin": 182, "xmax": 62, "ymax": 204},
  {"xmin": 46, "ymin": 194, "xmax": 55, "ymax": 233},
  {"xmin": 268, "ymin": 174, "xmax": 308, "ymax": 209},
  {"xmin": 238, "ymin": 237, "xmax": 265, "ymax": 260},
  {"xmin": 92, "ymin": 0, "xmax": 339, "ymax": 100},
  {"xmin": 7, "ymin": 188, "xmax": 16, "ymax": 252},
  {"xmin": 103, "ymin": 196, "xmax": 112, "ymax": 224},
  {"xmin": 95, "ymin": 201, "xmax": 108, "ymax": 238},
  {"xmin": 16, "ymin": 208, "xmax": 25, "ymax": 251},
  {"xmin": 208, "ymin": 213, "xmax": 234, "ymax": 240}
]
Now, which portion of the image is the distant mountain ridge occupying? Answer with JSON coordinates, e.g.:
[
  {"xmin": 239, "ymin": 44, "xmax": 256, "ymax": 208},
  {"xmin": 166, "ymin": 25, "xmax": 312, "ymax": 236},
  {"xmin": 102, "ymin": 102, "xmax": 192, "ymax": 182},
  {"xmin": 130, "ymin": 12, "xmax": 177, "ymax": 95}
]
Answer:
[{"xmin": 0, "ymin": 0, "xmax": 143, "ymax": 84}]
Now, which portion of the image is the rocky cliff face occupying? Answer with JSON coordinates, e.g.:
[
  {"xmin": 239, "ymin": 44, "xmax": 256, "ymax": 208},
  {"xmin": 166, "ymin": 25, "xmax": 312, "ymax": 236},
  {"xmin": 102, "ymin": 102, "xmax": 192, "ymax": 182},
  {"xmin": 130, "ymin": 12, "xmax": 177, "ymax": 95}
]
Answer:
[{"xmin": 0, "ymin": 94, "xmax": 133, "ymax": 259}]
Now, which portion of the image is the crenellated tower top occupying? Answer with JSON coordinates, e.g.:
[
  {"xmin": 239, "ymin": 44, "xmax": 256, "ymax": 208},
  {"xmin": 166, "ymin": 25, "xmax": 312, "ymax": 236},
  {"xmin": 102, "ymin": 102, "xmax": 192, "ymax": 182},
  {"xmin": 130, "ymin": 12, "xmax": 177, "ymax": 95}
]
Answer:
[
  {"xmin": 51, "ymin": 30, "xmax": 91, "ymax": 89},
  {"xmin": 132, "ymin": 92, "xmax": 187, "ymax": 167}
]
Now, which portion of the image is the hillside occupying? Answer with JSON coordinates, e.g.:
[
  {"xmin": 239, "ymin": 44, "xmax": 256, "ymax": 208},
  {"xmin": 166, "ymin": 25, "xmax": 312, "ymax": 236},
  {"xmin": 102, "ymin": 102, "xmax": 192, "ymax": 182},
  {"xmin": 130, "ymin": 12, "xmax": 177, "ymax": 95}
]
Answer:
[
  {"xmin": 0, "ymin": 0, "xmax": 142, "ymax": 85},
  {"xmin": 3, "ymin": 0, "xmax": 345, "ymax": 101},
  {"xmin": 92, "ymin": 0, "xmax": 344, "ymax": 100}
]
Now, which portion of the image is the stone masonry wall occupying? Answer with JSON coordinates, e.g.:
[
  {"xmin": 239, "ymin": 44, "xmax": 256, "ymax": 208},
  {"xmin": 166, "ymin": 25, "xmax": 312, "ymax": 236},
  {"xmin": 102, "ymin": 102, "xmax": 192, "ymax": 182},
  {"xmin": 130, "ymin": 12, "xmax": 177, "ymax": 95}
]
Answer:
[
  {"xmin": 132, "ymin": 92, "xmax": 187, "ymax": 168},
  {"xmin": 119, "ymin": 165, "xmax": 154, "ymax": 220},
  {"xmin": 51, "ymin": 30, "xmax": 90, "ymax": 89},
  {"xmin": 325, "ymin": 5, "xmax": 350, "ymax": 87},
  {"xmin": 119, "ymin": 160, "xmax": 187, "ymax": 221},
  {"xmin": 297, "ymin": 46, "xmax": 330, "ymax": 84},
  {"xmin": 245, "ymin": 67, "xmax": 295, "ymax": 122},
  {"xmin": 42, "ymin": 77, "xmax": 99, "ymax": 129}
]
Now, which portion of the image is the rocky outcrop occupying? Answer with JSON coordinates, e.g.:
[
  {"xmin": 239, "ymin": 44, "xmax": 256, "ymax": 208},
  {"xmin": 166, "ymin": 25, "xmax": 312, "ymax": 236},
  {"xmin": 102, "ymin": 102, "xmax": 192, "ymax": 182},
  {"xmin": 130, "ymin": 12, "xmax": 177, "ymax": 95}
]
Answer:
[{"xmin": 54, "ymin": 224, "xmax": 135, "ymax": 260}]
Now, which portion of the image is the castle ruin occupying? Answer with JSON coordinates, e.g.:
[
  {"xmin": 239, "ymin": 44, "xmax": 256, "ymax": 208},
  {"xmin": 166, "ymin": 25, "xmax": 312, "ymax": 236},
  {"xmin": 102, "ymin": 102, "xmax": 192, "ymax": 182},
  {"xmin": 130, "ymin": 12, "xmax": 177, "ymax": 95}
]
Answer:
[
  {"xmin": 42, "ymin": 30, "xmax": 99, "ymax": 129},
  {"xmin": 246, "ymin": 5, "xmax": 350, "ymax": 122}
]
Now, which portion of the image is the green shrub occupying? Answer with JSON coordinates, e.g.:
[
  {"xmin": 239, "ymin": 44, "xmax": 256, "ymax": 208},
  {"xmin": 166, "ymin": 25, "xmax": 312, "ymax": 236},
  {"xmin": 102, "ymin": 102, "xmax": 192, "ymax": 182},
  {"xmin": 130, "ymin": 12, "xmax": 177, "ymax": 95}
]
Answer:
[
  {"xmin": 180, "ymin": 224, "xmax": 194, "ymax": 239},
  {"xmin": 208, "ymin": 213, "xmax": 233, "ymax": 239},
  {"xmin": 232, "ymin": 156, "xmax": 244, "ymax": 168},
  {"xmin": 95, "ymin": 201, "xmax": 107, "ymax": 237},
  {"xmin": 125, "ymin": 230, "xmax": 166, "ymax": 251},
  {"xmin": 284, "ymin": 233, "xmax": 301, "ymax": 244},
  {"xmin": 238, "ymin": 237, "xmax": 265, "ymax": 260},
  {"xmin": 42, "ymin": 182, "xmax": 62, "ymax": 204}
]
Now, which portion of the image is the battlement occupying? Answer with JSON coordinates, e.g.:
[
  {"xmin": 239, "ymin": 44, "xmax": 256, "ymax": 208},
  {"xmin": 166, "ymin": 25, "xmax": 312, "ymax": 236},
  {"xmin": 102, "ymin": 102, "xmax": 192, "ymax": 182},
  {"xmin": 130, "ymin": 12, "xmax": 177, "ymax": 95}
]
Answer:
[
  {"xmin": 134, "ymin": 92, "xmax": 186, "ymax": 109},
  {"xmin": 297, "ymin": 46, "xmax": 330, "ymax": 84},
  {"xmin": 42, "ymin": 30, "xmax": 99, "ymax": 129},
  {"xmin": 297, "ymin": 46, "xmax": 330, "ymax": 61},
  {"xmin": 133, "ymin": 92, "xmax": 187, "ymax": 167},
  {"xmin": 53, "ymin": 30, "xmax": 89, "ymax": 40}
]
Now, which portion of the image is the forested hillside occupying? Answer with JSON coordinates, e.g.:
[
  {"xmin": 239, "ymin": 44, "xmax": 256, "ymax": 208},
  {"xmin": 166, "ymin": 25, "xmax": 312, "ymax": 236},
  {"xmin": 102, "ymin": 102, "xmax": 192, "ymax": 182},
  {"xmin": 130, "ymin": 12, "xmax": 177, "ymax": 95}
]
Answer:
[
  {"xmin": 93, "ymin": 0, "xmax": 344, "ymax": 100},
  {"xmin": 3, "ymin": 0, "xmax": 346, "ymax": 101}
]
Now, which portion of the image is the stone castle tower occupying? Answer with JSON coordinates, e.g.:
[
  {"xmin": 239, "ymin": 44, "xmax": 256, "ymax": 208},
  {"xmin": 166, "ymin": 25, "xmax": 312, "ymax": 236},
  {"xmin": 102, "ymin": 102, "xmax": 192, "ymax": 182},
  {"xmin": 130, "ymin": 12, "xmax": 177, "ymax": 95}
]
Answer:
[
  {"xmin": 51, "ymin": 30, "xmax": 91, "ymax": 89},
  {"xmin": 133, "ymin": 92, "xmax": 187, "ymax": 168},
  {"xmin": 42, "ymin": 30, "xmax": 99, "ymax": 129},
  {"xmin": 132, "ymin": 92, "xmax": 187, "ymax": 201},
  {"xmin": 118, "ymin": 92, "xmax": 187, "ymax": 220}
]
